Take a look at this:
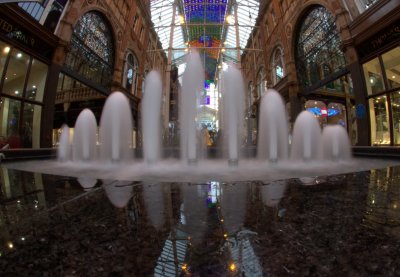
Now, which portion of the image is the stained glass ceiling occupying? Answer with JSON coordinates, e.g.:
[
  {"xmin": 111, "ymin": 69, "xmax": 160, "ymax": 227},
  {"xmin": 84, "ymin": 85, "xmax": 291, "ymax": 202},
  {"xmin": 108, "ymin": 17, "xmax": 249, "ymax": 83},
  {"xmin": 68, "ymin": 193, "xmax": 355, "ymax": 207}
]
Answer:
[{"xmin": 150, "ymin": 0, "xmax": 260, "ymax": 81}]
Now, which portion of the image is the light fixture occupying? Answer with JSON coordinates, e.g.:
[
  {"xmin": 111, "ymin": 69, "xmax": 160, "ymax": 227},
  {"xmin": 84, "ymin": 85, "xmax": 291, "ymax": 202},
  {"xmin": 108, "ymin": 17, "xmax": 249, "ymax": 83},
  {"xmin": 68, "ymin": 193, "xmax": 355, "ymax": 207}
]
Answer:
[
  {"xmin": 7, "ymin": 242, "xmax": 13, "ymax": 249},
  {"xmin": 32, "ymin": 85, "xmax": 36, "ymax": 89},
  {"xmin": 16, "ymin": 53, "xmax": 22, "ymax": 58},
  {"xmin": 226, "ymin": 15, "xmax": 234, "ymax": 24},
  {"xmin": 392, "ymin": 75, "xmax": 396, "ymax": 79},
  {"xmin": 218, "ymin": 65, "xmax": 222, "ymax": 69},
  {"xmin": 221, "ymin": 48, "xmax": 226, "ymax": 52},
  {"xmin": 178, "ymin": 15, "xmax": 185, "ymax": 24},
  {"xmin": 3, "ymin": 46, "xmax": 10, "ymax": 54},
  {"xmin": 229, "ymin": 263, "xmax": 236, "ymax": 272},
  {"xmin": 15, "ymin": 90, "xmax": 19, "ymax": 95}
]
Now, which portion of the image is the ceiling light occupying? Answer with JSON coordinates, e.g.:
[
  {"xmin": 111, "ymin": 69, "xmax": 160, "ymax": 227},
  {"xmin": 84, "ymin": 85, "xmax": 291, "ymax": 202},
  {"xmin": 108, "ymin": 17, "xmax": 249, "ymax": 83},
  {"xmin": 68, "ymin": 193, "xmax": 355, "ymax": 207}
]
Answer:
[
  {"xmin": 226, "ymin": 15, "xmax": 234, "ymax": 24},
  {"xmin": 178, "ymin": 15, "xmax": 185, "ymax": 24},
  {"xmin": 221, "ymin": 48, "xmax": 226, "ymax": 52},
  {"xmin": 15, "ymin": 90, "xmax": 19, "ymax": 95},
  {"xmin": 16, "ymin": 53, "xmax": 22, "ymax": 58},
  {"xmin": 3, "ymin": 46, "xmax": 10, "ymax": 54},
  {"xmin": 392, "ymin": 75, "xmax": 396, "ymax": 79}
]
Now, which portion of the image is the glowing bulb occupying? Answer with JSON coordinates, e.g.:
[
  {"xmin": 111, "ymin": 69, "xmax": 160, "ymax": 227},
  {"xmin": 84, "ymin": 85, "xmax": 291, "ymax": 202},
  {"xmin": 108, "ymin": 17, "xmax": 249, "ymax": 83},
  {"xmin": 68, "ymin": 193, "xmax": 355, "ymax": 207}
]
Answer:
[
  {"xmin": 21, "ymin": 237, "xmax": 25, "ymax": 241},
  {"xmin": 179, "ymin": 15, "xmax": 185, "ymax": 24},
  {"xmin": 32, "ymin": 85, "xmax": 36, "ymax": 89},
  {"xmin": 226, "ymin": 15, "xmax": 234, "ymax": 24},
  {"xmin": 16, "ymin": 53, "xmax": 22, "ymax": 58},
  {"xmin": 229, "ymin": 263, "xmax": 236, "ymax": 271},
  {"xmin": 224, "ymin": 233, "xmax": 228, "ymax": 238},
  {"xmin": 3, "ymin": 46, "xmax": 10, "ymax": 54},
  {"xmin": 7, "ymin": 242, "xmax": 13, "ymax": 249},
  {"xmin": 15, "ymin": 90, "xmax": 19, "ymax": 95},
  {"xmin": 218, "ymin": 65, "xmax": 222, "ymax": 69},
  {"xmin": 221, "ymin": 48, "xmax": 226, "ymax": 53},
  {"xmin": 182, "ymin": 264, "xmax": 188, "ymax": 271},
  {"xmin": 370, "ymin": 78, "xmax": 374, "ymax": 84},
  {"xmin": 392, "ymin": 75, "xmax": 396, "ymax": 79},
  {"xmin": 185, "ymin": 48, "xmax": 188, "ymax": 52}
]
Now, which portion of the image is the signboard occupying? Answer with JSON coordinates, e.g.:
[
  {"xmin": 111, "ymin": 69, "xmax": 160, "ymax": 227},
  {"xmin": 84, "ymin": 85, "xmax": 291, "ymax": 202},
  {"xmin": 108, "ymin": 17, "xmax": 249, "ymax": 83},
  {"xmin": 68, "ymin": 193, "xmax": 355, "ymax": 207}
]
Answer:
[
  {"xmin": 358, "ymin": 19, "xmax": 400, "ymax": 58},
  {"xmin": 321, "ymin": 107, "xmax": 328, "ymax": 117},
  {"xmin": 0, "ymin": 8, "xmax": 55, "ymax": 60}
]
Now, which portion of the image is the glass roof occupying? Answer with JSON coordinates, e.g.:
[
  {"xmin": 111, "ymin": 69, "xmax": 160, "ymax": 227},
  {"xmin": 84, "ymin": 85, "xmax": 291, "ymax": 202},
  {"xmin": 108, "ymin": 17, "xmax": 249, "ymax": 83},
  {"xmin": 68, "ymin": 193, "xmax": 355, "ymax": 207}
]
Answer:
[{"xmin": 150, "ymin": 0, "xmax": 260, "ymax": 81}]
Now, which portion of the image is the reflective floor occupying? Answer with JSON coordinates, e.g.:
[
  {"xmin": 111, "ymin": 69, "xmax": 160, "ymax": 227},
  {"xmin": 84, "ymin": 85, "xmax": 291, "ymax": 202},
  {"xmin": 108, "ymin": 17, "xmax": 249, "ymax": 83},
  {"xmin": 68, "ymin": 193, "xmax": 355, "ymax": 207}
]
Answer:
[{"xmin": 0, "ymin": 165, "xmax": 400, "ymax": 276}]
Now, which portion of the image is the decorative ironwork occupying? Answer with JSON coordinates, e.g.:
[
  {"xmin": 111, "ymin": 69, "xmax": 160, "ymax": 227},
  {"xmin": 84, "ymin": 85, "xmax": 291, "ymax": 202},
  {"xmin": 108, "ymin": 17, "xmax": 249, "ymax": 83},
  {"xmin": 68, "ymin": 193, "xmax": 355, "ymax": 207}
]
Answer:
[
  {"xmin": 65, "ymin": 11, "xmax": 114, "ymax": 88},
  {"xmin": 295, "ymin": 5, "xmax": 346, "ymax": 91}
]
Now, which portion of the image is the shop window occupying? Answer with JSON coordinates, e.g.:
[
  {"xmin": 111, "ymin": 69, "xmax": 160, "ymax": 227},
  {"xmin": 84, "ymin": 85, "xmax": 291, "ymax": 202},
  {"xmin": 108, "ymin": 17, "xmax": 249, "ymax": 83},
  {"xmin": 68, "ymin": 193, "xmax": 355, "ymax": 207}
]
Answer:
[
  {"xmin": 123, "ymin": 52, "xmax": 138, "ymax": 95},
  {"xmin": 22, "ymin": 103, "xmax": 41, "ymax": 148},
  {"xmin": 65, "ymin": 11, "xmax": 114, "ymax": 88},
  {"xmin": 382, "ymin": 47, "xmax": 400, "ymax": 90},
  {"xmin": 391, "ymin": 91, "xmax": 400, "ymax": 145},
  {"xmin": 25, "ymin": 59, "xmax": 48, "ymax": 102},
  {"xmin": 0, "ymin": 98, "xmax": 21, "ymax": 148},
  {"xmin": 0, "ymin": 41, "xmax": 10, "ymax": 81},
  {"xmin": 2, "ymin": 49, "xmax": 30, "ymax": 98},
  {"xmin": 369, "ymin": 96, "xmax": 390, "ymax": 145},
  {"xmin": 271, "ymin": 46, "xmax": 284, "ymax": 85},
  {"xmin": 0, "ymin": 43, "xmax": 47, "ymax": 149},
  {"xmin": 363, "ymin": 57, "xmax": 385, "ymax": 95},
  {"xmin": 295, "ymin": 5, "xmax": 346, "ymax": 91}
]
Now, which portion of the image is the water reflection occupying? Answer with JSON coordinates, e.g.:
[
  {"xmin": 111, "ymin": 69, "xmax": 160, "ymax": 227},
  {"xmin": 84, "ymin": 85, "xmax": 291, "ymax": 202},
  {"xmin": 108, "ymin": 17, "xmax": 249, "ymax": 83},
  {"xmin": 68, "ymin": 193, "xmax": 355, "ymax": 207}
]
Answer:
[
  {"xmin": 261, "ymin": 180, "xmax": 287, "ymax": 207},
  {"xmin": 181, "ymin": 183, "xmax": 208, "ymax": 240},
  {"xmin": 1, "ymin": 166, "xmax": 400, "ymax": 275},
  {"xmin": 365, "ymin": 167, "xmax": 400, "ymax": 237},
  {"xmin": 221, "ymin": 183, "xmax": 248, "ymax": 235},
  {"xmin": 142, "ymin": 183, "xmax": 165, "ymax": 230},
  {"xmin": 103, "ymin": 180, "xmax": 134, "ymax": 208}
]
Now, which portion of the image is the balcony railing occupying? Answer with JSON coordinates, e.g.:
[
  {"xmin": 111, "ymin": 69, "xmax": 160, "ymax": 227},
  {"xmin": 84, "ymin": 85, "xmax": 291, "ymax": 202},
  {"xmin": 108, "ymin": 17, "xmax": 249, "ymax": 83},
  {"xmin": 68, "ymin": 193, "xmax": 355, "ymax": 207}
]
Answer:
[{"xmin": 55, "ymin": 87, "xmax": 105, "ymax": 104}]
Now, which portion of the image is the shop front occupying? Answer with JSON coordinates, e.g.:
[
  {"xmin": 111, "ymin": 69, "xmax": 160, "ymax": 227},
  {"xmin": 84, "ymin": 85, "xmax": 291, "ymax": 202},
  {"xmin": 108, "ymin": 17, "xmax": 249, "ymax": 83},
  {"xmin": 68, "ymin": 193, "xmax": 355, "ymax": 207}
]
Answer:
[
  {"xmin": 358, "ymin": 19, "xmax": 400, "ymax": 146},
  {"xmin": 0, "ymin": 5, "xmax": 58, "ymax": 149}
]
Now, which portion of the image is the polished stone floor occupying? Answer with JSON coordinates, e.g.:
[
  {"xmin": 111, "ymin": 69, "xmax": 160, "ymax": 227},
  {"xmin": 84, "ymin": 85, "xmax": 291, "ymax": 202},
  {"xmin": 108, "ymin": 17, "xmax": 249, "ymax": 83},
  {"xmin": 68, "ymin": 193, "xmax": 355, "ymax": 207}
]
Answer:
[{"xmin": 0, "ymin": 165, "xmax": 399, "ymax": 276}]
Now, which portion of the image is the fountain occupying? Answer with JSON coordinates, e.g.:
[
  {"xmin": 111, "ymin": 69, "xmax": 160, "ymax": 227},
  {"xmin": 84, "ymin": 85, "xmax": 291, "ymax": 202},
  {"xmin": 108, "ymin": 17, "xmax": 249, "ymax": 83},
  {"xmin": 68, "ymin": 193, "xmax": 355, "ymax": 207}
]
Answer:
[
  {"xmin": 221, "ymin": 66, "xmax": 245, "ymax": 165},
  {"xmin": 7, "ymin": 51, "xmax": 398, "ymax": 183},
  {"xmin": 57, "ymin": 124, "xmax": 71, "ymax": 161},
  {"xmin": 72, "ymin": 109, "xmax": 97, "ymax": 161},
  {"xmin": 180, "ymin": 50, "xmax": 204, "ymax": 163},
  {"xmin": 99, "ymin": 91, "xmax": 133, "ymax": 162},
  {"xmin": 142, "ymin": 71, "xmax": 163, "ymax": 164},
  {"xmin": 257, "ymin": 89, "xmax": 289, "ymax": 162}
]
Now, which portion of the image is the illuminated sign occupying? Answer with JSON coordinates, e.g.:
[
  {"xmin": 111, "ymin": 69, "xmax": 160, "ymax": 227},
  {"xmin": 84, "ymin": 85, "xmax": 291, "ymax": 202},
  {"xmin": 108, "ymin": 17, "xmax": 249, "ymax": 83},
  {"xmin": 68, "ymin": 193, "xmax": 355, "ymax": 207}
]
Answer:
[{"xmin": 321, "ymin": 107, "xmax": 328, "ymax": 117}]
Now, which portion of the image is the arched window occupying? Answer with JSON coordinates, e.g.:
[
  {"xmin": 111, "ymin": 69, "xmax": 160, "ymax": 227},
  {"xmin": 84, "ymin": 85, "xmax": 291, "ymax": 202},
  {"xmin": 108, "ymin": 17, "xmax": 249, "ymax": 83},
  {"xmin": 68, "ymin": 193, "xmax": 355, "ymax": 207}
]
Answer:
[
  {"xmin": 65, "ymin": 11, "xmax": 114, "ymax": 87},
  {"xmin": 271, "ymin": 46, "xmax": 284, "ymax": 85},
  {"xmin": 123, "ymin": 52, "xmax": 138, "ymax": 95},
  {"xmin": 248, "ymin": 81, "xmax": 254, "ymax": 106},
  {"xmin": 295, "ymin": 6, "xmax": 346, "ymax": 91},
  {"xmin": 256, "ymin": 67, "xmax": 266, "ymax": 99}
]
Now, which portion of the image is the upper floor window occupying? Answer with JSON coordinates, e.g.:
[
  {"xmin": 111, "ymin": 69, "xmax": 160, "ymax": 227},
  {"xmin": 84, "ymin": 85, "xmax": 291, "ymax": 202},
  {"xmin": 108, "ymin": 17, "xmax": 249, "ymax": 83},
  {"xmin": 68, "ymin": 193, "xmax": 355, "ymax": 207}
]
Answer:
[
  {"xmin": 295, "ymin": 5, "xmax": 346, "ymax": 91},
  {"xmin": 123, "ymin": 52, "xmax": 138, "ymax": 95},
  {"xmin": 19, "ymin": 0, "xmax": 68, "ymax": 32},
  {"xmin": 271, "ymin": 46, "xmax": 284, "ymax": 85},
  {"xmin": 358, "ymin": 0, "xmax": 379, "ymax": 10},
  {"xmin": 257, "ymin": 67, "xmax": 266, "ymax": 99},
  {"xmin": 65, "ymin": 11, "xmax": 114, "ymax": 88}
]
